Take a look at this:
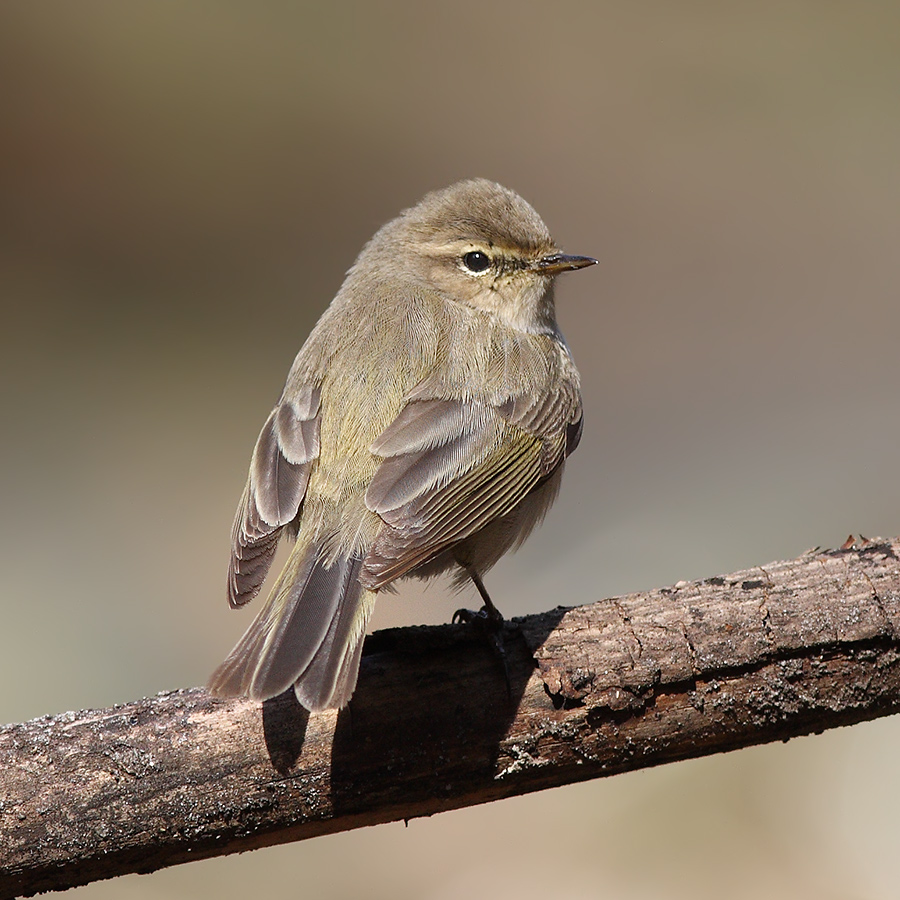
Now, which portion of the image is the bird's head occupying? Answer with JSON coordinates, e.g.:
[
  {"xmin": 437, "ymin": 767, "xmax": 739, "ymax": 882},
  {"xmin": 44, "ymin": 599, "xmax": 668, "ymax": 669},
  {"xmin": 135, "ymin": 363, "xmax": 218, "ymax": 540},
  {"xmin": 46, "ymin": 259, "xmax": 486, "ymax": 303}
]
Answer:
[{"xmin": 363, "ymin": 179, "xmax": 596, "ymax": 335}]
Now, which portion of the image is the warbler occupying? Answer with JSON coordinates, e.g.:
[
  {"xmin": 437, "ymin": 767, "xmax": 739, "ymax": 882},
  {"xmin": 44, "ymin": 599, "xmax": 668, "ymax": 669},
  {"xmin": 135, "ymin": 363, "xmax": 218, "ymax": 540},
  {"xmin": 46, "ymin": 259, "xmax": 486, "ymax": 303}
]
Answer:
[{"xmin": 209, "ymin": 179, "xmax": 596, "ymax": 710}]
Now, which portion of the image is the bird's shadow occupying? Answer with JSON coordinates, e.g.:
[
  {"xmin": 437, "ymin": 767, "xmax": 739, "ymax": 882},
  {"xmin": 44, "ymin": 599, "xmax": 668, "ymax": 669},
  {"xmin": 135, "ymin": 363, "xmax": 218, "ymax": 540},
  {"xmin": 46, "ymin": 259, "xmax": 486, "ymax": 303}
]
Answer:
[
  {"xmin": 261, "ymin": 690, "xmax": 310, "ymax": 775},
  {"xmin": 261, "ymin": 608, "xmax": 567, "ymax": 809}
]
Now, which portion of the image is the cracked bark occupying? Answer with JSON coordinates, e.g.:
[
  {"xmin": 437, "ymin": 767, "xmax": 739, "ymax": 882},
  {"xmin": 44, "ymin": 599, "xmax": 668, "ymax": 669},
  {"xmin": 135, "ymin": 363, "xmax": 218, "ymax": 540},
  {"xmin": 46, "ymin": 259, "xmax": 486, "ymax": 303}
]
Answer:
[{"xmin": 3, "ymin": 538, "xmax": 900, "ymax": 899}]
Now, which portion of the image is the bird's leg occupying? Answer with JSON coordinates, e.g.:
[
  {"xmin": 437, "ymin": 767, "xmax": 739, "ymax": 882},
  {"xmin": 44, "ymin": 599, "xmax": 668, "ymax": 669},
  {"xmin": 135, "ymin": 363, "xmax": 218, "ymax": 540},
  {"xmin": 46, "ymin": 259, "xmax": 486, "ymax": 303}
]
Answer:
[
  {"xmin": 452, "ymin": 565, "xmax": 510, "ymax": 699},
  {"xmin": 453, "ymin": 566, "xmax": 504, "ymax": 626}
]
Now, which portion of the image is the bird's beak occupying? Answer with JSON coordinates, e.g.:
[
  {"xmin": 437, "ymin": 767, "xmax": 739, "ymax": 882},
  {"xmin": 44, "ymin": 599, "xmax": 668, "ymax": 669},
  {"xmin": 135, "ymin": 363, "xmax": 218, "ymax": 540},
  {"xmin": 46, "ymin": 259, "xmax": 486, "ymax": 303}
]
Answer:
[{"xmin": 533, "ymin": 253, "xmax": 598, "ymax": 275}]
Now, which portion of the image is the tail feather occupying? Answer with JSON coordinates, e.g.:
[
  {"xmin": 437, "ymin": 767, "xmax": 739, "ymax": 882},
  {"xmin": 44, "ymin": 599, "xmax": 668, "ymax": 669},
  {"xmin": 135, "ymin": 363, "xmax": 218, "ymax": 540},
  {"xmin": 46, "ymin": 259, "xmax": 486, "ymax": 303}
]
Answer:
[
  {"xmin": 209, "ymin": 540, "xmax": 373, "ymax": 709},
  {"xmin": 293, "ymin": 557, "xmax": 375, "ymax": 710}
]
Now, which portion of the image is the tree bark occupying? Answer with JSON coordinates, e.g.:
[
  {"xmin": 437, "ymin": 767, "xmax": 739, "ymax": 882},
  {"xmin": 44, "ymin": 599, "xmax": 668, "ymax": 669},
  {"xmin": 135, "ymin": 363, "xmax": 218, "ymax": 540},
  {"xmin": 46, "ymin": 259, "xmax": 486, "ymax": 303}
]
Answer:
[{"xmin": 2, "ymin": 538, "xmax": 900, "ymax": 899}]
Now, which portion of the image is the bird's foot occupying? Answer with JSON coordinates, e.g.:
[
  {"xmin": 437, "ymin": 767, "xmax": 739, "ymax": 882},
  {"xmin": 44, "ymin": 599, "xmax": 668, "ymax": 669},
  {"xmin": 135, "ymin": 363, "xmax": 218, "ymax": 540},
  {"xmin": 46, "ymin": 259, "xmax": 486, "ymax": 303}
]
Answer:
[
  {"xmin": 452, "ymin": 604, "xmax": 511, "ymax": 700},
  {"xmin": 452, "ymin": 603, "xmax": 504, "ymax": 629}
]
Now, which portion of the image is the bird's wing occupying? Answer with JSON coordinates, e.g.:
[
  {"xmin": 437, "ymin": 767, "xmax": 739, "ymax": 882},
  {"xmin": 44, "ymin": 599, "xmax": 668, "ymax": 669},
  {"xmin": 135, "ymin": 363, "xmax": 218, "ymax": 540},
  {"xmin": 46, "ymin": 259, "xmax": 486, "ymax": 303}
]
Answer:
[
  {"xmin": 227, "ymin": 385, "xmax": 321, "ymax": 607},
  {"xmin": 361, "ymin": 384, "xmax": 581, "ymax": 589}
]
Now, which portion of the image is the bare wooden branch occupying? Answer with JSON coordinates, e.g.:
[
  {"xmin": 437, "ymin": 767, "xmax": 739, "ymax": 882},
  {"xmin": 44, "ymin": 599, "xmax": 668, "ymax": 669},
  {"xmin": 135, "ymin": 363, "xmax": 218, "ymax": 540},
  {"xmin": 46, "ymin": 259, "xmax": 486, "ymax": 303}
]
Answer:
[{"xmin": 3, "ymin": 538, "xmax": 900, "ymax": 899}]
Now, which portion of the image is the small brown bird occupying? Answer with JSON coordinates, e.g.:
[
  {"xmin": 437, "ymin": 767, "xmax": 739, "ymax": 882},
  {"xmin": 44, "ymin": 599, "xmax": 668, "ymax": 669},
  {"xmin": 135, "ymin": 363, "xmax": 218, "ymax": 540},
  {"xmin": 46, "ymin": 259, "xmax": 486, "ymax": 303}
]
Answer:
[{"xmin": 209, "ymin": 179, "xmax": 595, "ymax": 710}]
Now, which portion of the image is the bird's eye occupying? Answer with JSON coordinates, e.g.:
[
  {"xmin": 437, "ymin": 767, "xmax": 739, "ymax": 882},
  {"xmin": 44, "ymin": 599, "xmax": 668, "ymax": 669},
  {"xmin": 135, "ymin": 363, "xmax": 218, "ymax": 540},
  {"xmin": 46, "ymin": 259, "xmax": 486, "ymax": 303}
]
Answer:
[{"xmin": 462, "ymin": 250, "xmax": 491, "ymax": 273}]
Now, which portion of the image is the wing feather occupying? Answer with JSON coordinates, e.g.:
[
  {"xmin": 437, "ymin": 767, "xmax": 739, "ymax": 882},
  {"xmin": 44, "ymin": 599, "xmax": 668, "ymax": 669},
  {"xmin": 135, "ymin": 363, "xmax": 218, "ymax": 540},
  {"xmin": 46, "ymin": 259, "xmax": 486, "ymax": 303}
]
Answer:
[
  {"xmin": 366, "ymin": 408, "xmax": 499, "ymax": 512},
  {"xmin": 360, "ymin": 385, "xmax": 578, "ymax": 590},
  {"xmin": 228, "ymin": 385, "xmax": 321, "ymax": 607}
]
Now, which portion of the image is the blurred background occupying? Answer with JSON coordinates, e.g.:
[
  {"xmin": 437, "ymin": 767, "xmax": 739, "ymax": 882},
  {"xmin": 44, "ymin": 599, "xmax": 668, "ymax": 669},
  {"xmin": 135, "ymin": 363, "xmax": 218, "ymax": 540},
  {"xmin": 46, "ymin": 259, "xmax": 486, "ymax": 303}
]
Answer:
[{"xmin": 1, "ymin": 2, "xmax": 899, "ymax": 898}]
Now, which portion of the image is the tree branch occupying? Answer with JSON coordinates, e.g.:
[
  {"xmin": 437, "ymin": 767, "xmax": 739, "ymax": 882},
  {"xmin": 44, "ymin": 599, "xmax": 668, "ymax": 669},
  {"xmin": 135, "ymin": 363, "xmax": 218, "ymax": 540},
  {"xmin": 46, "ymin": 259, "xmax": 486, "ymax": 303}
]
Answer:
[{"xmin": 3, "ymin": 538, "xmax": 900, "ymax": 898}]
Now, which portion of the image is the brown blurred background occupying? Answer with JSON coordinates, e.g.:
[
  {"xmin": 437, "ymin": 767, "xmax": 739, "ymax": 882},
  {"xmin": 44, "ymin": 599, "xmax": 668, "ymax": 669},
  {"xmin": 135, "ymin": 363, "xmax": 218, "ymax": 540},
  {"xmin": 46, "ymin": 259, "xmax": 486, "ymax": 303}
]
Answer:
[{"xmin": 1, "ymin": 2, "xmax": 899, "ymax": 898}]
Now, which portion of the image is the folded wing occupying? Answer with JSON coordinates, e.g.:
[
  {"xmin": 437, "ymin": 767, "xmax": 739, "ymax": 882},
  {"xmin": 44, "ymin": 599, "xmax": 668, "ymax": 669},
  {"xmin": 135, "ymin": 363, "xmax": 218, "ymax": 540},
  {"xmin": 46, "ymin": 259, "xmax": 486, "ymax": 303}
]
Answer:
[
  {"xmin": 361, "ymin": 384, "xmax": 581, "ymax": 589},
  {"xmin": 227, "ymin": 385, "xmax": 321, "ymax": 607}
]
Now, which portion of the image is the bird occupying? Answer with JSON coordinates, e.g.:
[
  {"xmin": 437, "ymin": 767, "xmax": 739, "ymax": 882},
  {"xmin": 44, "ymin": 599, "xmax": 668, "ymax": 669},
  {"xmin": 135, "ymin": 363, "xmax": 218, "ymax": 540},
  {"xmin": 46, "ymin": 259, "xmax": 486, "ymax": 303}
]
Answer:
[{"xmin": 209, "ymin": 178, "xmax": 596, "ymax": 711}]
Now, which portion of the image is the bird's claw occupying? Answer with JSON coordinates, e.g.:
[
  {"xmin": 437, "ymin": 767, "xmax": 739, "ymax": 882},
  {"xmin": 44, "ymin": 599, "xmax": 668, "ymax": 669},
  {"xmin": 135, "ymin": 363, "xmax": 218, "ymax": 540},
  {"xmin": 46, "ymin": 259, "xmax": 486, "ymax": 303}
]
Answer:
[
  {"xmin": 452, "ymin": 604, "xmax": 511, "ymax": 700},
  {"xmin": 452, "ymin": 603, "xmax": 504, "ymax": 629}
]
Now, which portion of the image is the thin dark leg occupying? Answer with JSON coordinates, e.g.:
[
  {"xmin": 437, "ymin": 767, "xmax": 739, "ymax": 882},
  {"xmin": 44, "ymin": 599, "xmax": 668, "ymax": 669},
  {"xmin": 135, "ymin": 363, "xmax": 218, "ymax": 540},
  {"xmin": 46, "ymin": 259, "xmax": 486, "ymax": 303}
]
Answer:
[
  {"xmin": 466, "ymin": 567, "xmax": 503, "ymax": 624},
  {"xmin": 451, "ymin": 564, "xmax": 504, "ymax": 626}
]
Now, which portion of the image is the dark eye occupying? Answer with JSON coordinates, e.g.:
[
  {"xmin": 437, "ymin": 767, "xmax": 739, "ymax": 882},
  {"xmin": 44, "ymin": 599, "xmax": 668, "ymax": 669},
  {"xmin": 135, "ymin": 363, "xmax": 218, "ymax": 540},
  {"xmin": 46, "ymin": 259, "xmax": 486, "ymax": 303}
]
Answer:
[{"xmin": 462, "ymin": 250, "xmax": 491, "ymax": 273}]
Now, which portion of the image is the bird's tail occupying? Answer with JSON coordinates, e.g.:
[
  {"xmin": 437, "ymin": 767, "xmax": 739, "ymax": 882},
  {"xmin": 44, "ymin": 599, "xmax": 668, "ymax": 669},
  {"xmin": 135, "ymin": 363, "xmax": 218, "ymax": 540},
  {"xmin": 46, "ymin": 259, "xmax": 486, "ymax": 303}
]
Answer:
[{"xmin": 209, "ymin": 537, "xmax": 375, "ymax": 711}]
